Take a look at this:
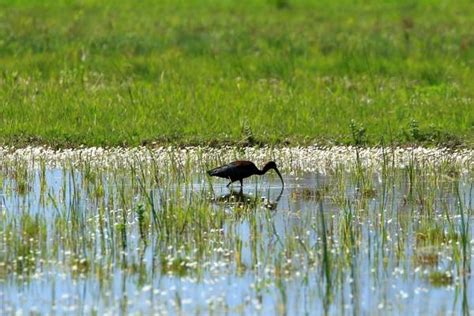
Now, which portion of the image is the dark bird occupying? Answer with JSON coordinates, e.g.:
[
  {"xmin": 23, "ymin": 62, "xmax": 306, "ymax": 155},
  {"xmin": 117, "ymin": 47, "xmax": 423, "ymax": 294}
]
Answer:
[{"xmin": 207, "ymin": 161, "xmax": 284, "ymax": 188}]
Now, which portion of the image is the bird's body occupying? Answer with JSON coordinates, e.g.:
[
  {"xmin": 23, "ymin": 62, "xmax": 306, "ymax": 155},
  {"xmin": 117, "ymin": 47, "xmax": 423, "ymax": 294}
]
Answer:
[{"xmin": 207, "ymin": 160, "xmax": 284, "ymax": 188}]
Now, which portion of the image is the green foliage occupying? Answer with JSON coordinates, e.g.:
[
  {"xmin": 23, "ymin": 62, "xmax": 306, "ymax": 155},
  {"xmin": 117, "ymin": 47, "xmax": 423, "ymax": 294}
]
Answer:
[
  {"xmin": 350, "ymin": 120, "xmax": 367, "ymax": 146},
  {"xmin": 134, "ymin": 203, "xmax": 148, "ymax": 243},
  {"xmin": 0, "ymin": 0, "xmax": 473, "ymax": 147}
]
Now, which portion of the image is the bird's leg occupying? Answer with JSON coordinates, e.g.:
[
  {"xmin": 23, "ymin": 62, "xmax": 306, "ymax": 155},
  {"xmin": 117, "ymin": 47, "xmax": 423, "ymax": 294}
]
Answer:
[
  {"xmin": 227, "ymin": 179, "xmax": 232, "ymax": 187},
  {"xmin": 239, "ymin": 179, "xmax": 243, "ymax": 187}
]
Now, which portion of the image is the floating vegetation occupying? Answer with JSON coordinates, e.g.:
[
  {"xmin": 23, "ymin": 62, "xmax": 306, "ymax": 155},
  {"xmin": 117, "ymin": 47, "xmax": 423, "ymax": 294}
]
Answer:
[
  {"xmin": 428, "ymin": 271, "xmax": 454, "ymax": 287},
  {"xmin": 0, "ymin": 146, "xmax": 472, "ymax": 314}
]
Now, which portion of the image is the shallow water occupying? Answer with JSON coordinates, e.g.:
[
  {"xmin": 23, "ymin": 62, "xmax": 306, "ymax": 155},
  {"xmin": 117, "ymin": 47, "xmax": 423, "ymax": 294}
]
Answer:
[{"xmin": 0, "ymin": 147, "xmax": 473, "ymax": 315}]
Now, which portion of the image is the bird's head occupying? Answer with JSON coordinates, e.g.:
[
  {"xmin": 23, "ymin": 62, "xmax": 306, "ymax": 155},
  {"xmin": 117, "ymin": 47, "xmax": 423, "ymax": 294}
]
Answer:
[
  {"xmin": 263, "ymin": 161, "xmax": 284, "ymax": 188},
  {"xmin": 263, "ymin": 161, "xmax": 277, "ymax": 172}
]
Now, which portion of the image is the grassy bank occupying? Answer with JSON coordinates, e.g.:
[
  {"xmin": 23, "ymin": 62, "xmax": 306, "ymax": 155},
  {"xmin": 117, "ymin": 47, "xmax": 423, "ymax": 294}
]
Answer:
[{"xmin": 0, "ymin": 0, "xmax": 473, "ymax": 147}]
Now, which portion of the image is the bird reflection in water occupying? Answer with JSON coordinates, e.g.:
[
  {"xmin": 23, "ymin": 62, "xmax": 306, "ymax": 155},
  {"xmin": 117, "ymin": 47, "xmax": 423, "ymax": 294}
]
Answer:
[{"xmin": 211, "ymin": 187, "xmax": 283, "ymax": 210}]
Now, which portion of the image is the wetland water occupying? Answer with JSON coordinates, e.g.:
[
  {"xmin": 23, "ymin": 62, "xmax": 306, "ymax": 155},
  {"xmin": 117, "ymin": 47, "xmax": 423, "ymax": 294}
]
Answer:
[{"xmin": 1, "ymin": 146, "xmax": 473, "ymax": 315}]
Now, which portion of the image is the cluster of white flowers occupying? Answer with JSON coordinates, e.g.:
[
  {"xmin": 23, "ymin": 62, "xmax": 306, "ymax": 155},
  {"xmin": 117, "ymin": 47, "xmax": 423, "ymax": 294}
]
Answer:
[{"xmin": 0, "ymin": 145, "xmax": 472, "ymax": 174}]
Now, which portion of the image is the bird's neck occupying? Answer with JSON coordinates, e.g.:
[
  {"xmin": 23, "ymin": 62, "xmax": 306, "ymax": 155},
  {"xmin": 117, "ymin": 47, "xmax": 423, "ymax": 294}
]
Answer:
[{"xmin": 257, "ymin": 167, "xmax": 269, "ymax": 175}]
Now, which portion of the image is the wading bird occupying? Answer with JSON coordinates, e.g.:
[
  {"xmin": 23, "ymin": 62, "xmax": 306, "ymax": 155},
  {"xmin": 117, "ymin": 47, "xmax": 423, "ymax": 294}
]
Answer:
[{"xmin": 207, "ymin": 161, "xmax": 284, "ymax": 188}]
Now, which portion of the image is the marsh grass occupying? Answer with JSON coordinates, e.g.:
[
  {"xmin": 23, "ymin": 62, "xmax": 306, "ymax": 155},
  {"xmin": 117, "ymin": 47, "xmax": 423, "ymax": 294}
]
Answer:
[{"xmin": 0, "ymin": 146, "xmax": 473, "ymax": 314}]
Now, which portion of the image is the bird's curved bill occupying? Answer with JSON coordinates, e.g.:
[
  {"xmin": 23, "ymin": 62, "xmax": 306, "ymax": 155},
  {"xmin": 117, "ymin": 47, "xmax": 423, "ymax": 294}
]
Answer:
[{"xmin": 274, "ymin": 167, "xmax": 284, "ymax": 188}]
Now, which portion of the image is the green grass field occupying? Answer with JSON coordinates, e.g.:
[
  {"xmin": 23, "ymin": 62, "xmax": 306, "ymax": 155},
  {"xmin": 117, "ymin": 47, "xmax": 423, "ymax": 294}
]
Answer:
[{"xmin": 1, "ymin": 0, "xmax": 473, "ymax": 147}]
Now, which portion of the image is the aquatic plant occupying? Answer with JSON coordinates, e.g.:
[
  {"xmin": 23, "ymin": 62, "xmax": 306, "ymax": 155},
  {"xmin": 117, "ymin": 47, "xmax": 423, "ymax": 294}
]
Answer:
[{"xmin": 0, "ymin": 146, "xmax": 472, "ymax": 314}]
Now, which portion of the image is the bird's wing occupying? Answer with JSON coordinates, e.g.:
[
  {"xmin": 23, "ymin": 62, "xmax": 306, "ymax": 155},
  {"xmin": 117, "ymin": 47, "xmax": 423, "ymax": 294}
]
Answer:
[
  {"xmin": 207, "ymin": 160, "xmax": 254, "ymax": 177},
  {"xmin": 231, "ymin": 160, "xmax": 254, "ymax": 167},
  {"xmin": 207, "ymin": 164, "xmax": 229, "ymax": 177}
]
